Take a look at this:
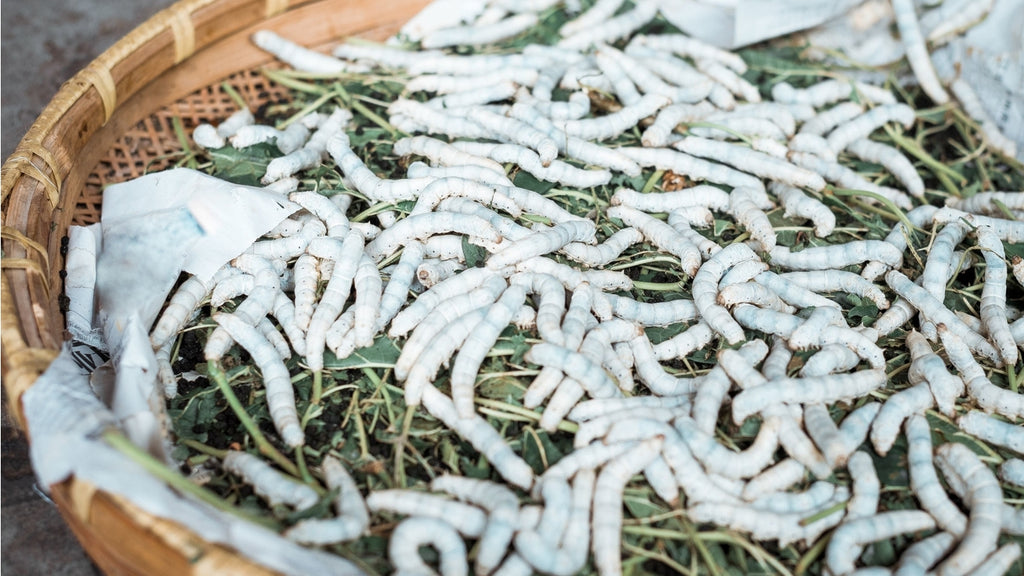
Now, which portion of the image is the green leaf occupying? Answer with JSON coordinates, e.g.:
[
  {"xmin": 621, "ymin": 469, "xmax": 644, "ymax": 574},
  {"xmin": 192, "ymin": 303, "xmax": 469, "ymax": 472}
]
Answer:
[
  {"xmin": 462, "ymin": 235, "xmax": 487, "ymax": 267},
  {"xmin": 513, "ymin": 169, "xmax": 555, "ymax": 194},
  {"xmin": 207, "ymin": 142, "xmax": 281, "ymax": 186},
  {"xmin": 323, "ymin": 335, "xmax": 402, "ymax": 369}
]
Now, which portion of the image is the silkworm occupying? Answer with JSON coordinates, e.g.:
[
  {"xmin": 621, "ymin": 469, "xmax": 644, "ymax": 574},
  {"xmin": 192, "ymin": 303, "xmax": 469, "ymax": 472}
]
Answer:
[
  {"xmin": 728, "ymin": 187, "xmax": 777, "ymax": 253},
  {"xmin": 651, "ymin": 320, "xmax": 715, "ymax": 361},
  {"xmin": 150, "ymin": 274, "xmax": 209, "ymax": 349},
  {"xmin": 620, "ymin": 146, "xmax": 767, "ymax": 193},
  {"xmin": 216, "ymin": 108, "xmax": 255, "ymax": 139},
  {"xmin": 526, "ymin": 343, "xmax": 621, "ymax": 401},
  {"xmin": 421, "ymin": 12, "xmax": 537, "ymax": 48},
  {"xmin": 304, "ymin": 231, "xmax": 365, "ymax": 372},
  {"xmin": 221, "ymin": 451, "xmax": 318, "ymax": 509},
  {"xmin": 789, "ymin": 151, "xmax": 913, "ymax": 210},
  {"xmin": 741, "ymin": 459, "xmax": 807, "ymax": 501},
  {"xmin": 974, "ymin": 225, "xmax": 1017, "ymax": 366},
  {"xmin": 466, "ymin": 106, "xmax": 558, "ymax": 166},
  {"xmin": 430, "ymin": 475, "xmax": 519, "ymax": 576},
  {"xmin": 390, "ymin": 268, "xmax": 503, "ymax": 337},
  {"xmin": 560, "ymin": 227, "xmax": 642, "ymax": 267},
  {"xmin": 192, "ymin": 123, "xmax": 225, "ymax": 149},
  {"xmin": 404, "ymin": 68, "xmax": 539, "ymax": 95},
  {"xmin": 252, "ymin": 30, "xmax": 365, "ymax": 74},
  {"xmin": 562, "ymin": 94, "xmax": 671, "ymax": 142},
  {"xmin": 351, "ymin": 255, "xmax": 382, "ymax": 348},
  {"xmin": 754, "ymin": 270, "xmax": 841, "ymax": 310},
  {"xmin": 948, "ymin": 191, "xmax": 1024, "ymax": 216},
  {"xmin": 557, "ymin": 0, "xmax": 658, "ymax": 50},
  {"xmin": 203, "ymin": 255, "xmax": 280, "ymax": 360},
  {"xmin": 285, "ymin": 456, "xmax": 368, "ymax": 544},
  {"xmin": 717, "ymin": 282, "xmax": 793, "ymax": 313},
  {"xmin": 826, "ymin": 511, "xmax": 937, "ymax": 576},
  {"xmin": 403, "ymin": 306, "xmax": 486, "ymax": 404},
  {"xmin": 633, "ymin": 33, "xmax": 746, "ymax": 74},
  {"xmin": 750, "ymin": 136, "xmax": 789, "ymax": 158},
  {"xmin": 607, "ymin": 204, "xmax": 702, "ymax": 276},
  {"xmin": 938, "ymin": 324, "xmax": 1024, "ymax": 419},
  {"xmin": 591, "ymin": 437, "xmax": 663, "ymax": 576},
  {"xmin": 731, "ymin": 369, "xmax": 886, "ymax": 424},
  {"xmin": 782, "ymin": 270, "xmax": 889, "ymax": 310},
  {"xmin": 675, "ymin": 136, "xmax": 825, "ymax": 191},
  {"xmin": 826, "ymin": 103, "xmax": 916, "ymax": 153},
  {"xmin": 1000, "ymin": 459, "xmax": 1024, "ymax": 488},
  {"xmin": 750, "ymin": 480, "xmax": 837, "ymax": 516},
  {"xmin": 626, "ymin": 334, "xmax": 697, "ymax": 396},
  {"xmin": 393, "ymin": 135, "xmax": 505, "ymax": 173},
  {"xmin": 515, "ymin": 470, "xmax": 594, "ymax": 576},
  {"xmin": 486, "ymin": 221, "xmax": 596, "ymax": 272},
  {"xmin": 641, "ymin": 102, "xmax": 715, "ymax": 147},
  {"xmin": 692, "ymin": 339, "xmax": 770, "ymax": 434},
  {"xmin": 363, "ymin": 212, "xmax": 499, "ymax": 262},
  {"xmin": 846, "ymin": 138, "xmax": 925, "ymax": 198},
  {"xmin": 612, "ymin": 185, "xmax": 730, "ymax": 212},
  {"xmin": 388, "ymin": 516, "xmax": 468, "ymax": 576},
  {"xmin": 421, "ymin": 386, "xmax": 534, "ymax": 490},
  {"xmin": 686, "ymin": 501, "xmax": 830, "ymax": 548},
  {"xmin": 869, "ymin": 380, "xmax": 933, "ymax": 456},
  {"xmin": 676, "ymin": 415, "xmax": 780, "ymax": 480},
  {"xmin": 904, "ymin": 414, "xmax": 969, "ymax": 537},
  {"xmin": 787, "ymin": 133, "xmax": 838, "ymax": 161},
  {"xmin": 892, "ymin": 0, "xmax": 950, "ymax": 104},
  {"xmin": 600, "ymin": 44, "xmax": 711, "ymax": 104},
  {"xmin": 450, "ymin": 285, "xmax": 527, "ymax": 418},
  {"xmin": 933, "ymin": 442, "xmax": 1003, "ymax": 575},
  {"xmin": 377, "ymin": 241, "xmax": 425, "ymax": 331},
  {"xmin": 970, "ymin": 543, "xmax": 1023, "ymax": 576},
  {"xmin": 772, "ymin": 79, "xmax": 896, "ymax": 108},
  {"xmin": 933, "ymin": 207, "xmax": 1024, "ymax": 243},
  {"xmin": 905, "ymin": 327, "xmax": 962, "ymax": 418},
  {"xmin": 694, "ymin": 59, "xmax": 762, "ymax": 103},
  {"xmin": 894, "ymin": 531, "xmax": 957, "ymax": 576},
  {"xmin": 862, "ymin": 204, "xmax": 936, "ymax": 282},
  {"xmin": 692, "ymin": 242, "xmax": 759, "ymax": 344},
  {"xmin": 452, "ymin": 141, "xmax": 613, "ymax": 188},
  {"xmin": 366, "ymin": 489, "xmax": 486, "ymax": 537},
  {"xmin": 958, "ymin": 410, "xmax": 1024, "ymax": 454},
  {"xmin": 719, "ymin": 259, "xmax": 770, "ymax": 288},
  {"xmin": 772, "ymin": 240, "xmax": 903, "ymax": 271},
  {"xmin": 770, "ymin": 182, "xmax": 836, "ymax": 238},
  {"xmin": 423, "ymin": 81, "xmax": 518, "ymax": 112}
]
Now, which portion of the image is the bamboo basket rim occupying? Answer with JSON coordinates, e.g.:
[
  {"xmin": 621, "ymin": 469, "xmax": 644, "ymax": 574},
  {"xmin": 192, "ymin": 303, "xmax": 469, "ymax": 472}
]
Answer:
[{"xmin": 0, "ymin": 0, "xmax": 429, "ymax": 573}]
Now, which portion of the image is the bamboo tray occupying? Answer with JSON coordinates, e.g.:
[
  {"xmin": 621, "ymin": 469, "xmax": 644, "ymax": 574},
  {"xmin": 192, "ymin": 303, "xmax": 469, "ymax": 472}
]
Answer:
[{"xmin": 1, "ymin": 0, "xmax": 430, "ymax": 573}]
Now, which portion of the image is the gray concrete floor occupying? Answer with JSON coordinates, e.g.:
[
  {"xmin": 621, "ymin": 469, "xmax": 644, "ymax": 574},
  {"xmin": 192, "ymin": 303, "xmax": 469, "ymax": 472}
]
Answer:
[{"xmin": 2, "ymin": 1, "xmax": 173, "ymax": 573}]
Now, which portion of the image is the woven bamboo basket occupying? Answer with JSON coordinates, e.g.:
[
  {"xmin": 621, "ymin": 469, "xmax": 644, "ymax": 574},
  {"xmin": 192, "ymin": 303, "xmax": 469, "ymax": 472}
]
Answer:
[{"xmin": 1, "ymin": 0, "xmax": 430, "ymax": 573}]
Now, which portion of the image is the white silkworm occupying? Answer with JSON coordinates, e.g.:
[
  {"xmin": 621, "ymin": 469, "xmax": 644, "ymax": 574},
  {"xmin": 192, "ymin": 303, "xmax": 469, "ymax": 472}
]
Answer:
[
  {"xmin": 305, "ymin": 231, "xmax": 364, "ymax": 372},
  {"xmin": 416, "ymin": 258, "xmax": 464, "ymax": 289},
  {"xmin": 363, "ymin": 212, "xmax": 498, "ymax": 262},
  {"xmin": 291, "ymin": 254, "xmax": 318, "ymax": 331},
  {"xmin": 676, "ymin": 136, "xmax": 824, "ymax": 191},
  {"xmin": 731, "ymin": 369, "xmax": 886, "ymax": 424},
  {"xmin": 717, "ymin": 282, "xmax": 793, "ymax": 313},
  {"xmin": 376, "ymin": 241, "xmax": 425, "ymax": 331},
  {"xmin": 406, "ymin": 161, "xmax": 512, "ymax": 188},
  {"xmin": 404, "ymin": 68, "xmax": 539, "ymax": 95},
  {"xmin": 675, "ymin": 415, "xmax": 780, "ymax": 480},
  {"xmin": 560, "ymin": 227, "xmax": 642, "ymax": 267},
  {"xmin": 221, "ymin": 451, "xmax": 318, "ymax": 509},
  {"xmin": 627, "ymin": 334, "xmax": 697, "ymax": 396},
  {"xmin": 894, "ymin": 532, "xmax": 957, "ymax": 576},
  {"xmin": 557, "ymin": 0, "xmax": 657, "ymax": 50},
  {"xmin": 770, "ymin": 182, "xmax": 836, "ymax": 237},
  {"xmin": 730, "ymin": 303, "xmax": 802, "ymax": 339},
  {"xmin": 454, "ymin": 141, "xmax": 614, "ymax": 188},
  {"xmin": 216, "ymin": 108, "xmax": 255, "ymax": 139},
  {"xmin": 887, "ymin": 270, "xmax": 999, "ymax": 363},
  {"xmin": 466, "ymin": 106, "xmax": 558, "ymax": 166},
  {"xmin": 390, "ymin": 268, "xmax": 502, "ymax": 337},
  {"xmin": 514, "ymin": 87, "xmax": 591, "ymax": 121},
  {"xmin": 846, "ymin": 139, "xmax": 924, "ymax": 198},
  {"xmin": 249, "ymin": 219, "xmax": 326, "ymax": 260},
  {"xmin": 905, "ymin": 332, "xmax": 963, "ymax": 421},
  {"xmin": 750, "ymin": 136, "xmax": 789, "ymax": 158},
  {"xmin": 750, "ymin": 480, "xmax": 836, "ymax": 515},
  {"xmin": 351, "ymin": 255, "xmax": 382, "ymax": 348},
  {"xmin": 781, "ymin": 270, "xmax": 889, "ymax": 310},
  {"xmin": 562, "ymin": 94, "xmax": 671, "ymax": 141},
  {"xmin": 862, "ymin": 204, "xmax": 936, "ymax": 282},
  {"xmin": 403, "ymin": 306, "xmax": 489, "ymax": 406},
  {"xmin": 686, "ymin": 500, "xmax": 833, "ymax": 548},
  {"xmin": 251, "ymin": 30, "xmax": 365, "ymax": 74},
  {"xmin": 826, "ymin": 511, "xmax": 937, "ymax": 576},
  {"xmin": 192, "ymin": 123, "xmax": 224, "ymax": 149},
  {"xmin": 366, "ymin": 490, "xmax": 486, "ymax": 537},
  {"xmin": 150, "ymin": 274, "xmax": 209, "ymax": 349},
  {"xmin": 290, "ymin": 191, "xmax": 350, "ymax": 237},
  {"xmin": 789, "ymin": 151, "xmax": 913, "ymax": 209},
  {"xmin": 430, "ymin": 475, "xmax": 519, "ymax": 576},
  {"xmin": 271, "ymin": 291, "xmax": 305, "ymax": 357},
  {"xmin": 641, "ymin": 102, "xmax": 715, "ymax": 147},
  {"xmin": 971, "ymin": 543, "xmax": 1022, "ymax": 576},
  {"xmin": 607, "ymin": 204, "xmax": 701, "ymax": 276},
  {"xmin": 826, "ymin": 104, "xmax": 917, "ymax": 153},
  {"xmin": 393, "ymin": 135, "xmax": 505, "ymax": 173},
  {"xmin": 974, "ymin": 225, "xmax": 1017, "ymax": 366},
  {"xmin": 772, "ymin": 79, "xmax": 896, "ymax": 108},
  {"xmin": 933, "ymin": 207, "xmax": 1024, "ymax": 243},
  {"xmin": 620, "ymin": 146, "xmax": 766, "ymax": 193},
  {"xmin": 938, "ymin": 325, "xmax": 1024, "ymax": 419},
  {"xmin": 633, "ymin": 33, "xmax": 747, "ymax": 74},
  {"xmin": 1000, "ymin": 459, "xmax": 1024, "ymax": 487},
  {"xmin": 892, "ymin": 0, "xmax": 950, "ymax": 104},
  {"xmin": 421, "ymin": 386, "xmax": 534, "ymax": 490},
  {"xmin": 906, "ymin": 414, "xmax": 968, "ymax": 536},
  {"xmin": 285, "ymin": 456, "xmax": 368, "ymax": 544},
  {"xmin": 787, "ymin": 133, "xmax": 838, "ymax": 161},
  {"xmin": 591, "ymin": 437, "xmax": 662, "ymax": 576},
  {"xmin": 695, "ymin": 59, "xmax": 761, "ymax": 103},
  {"xmin": 799, "ymin": 102, "xmax": 867, "ymax": 137},
  {"xmin": 612, "ymin": 185, "xmax": 730, "ymax": 212},
  {"xmin": 257, "ymin": 316, "xmax": 291, "ymax": 359},
  {"xmin": 600, "ymin": 44, "xmax": 711, "ymax": 104},
  {"xmin": 869, "ymin": 380, "xmax": 933, "ymax": 456},
  {"xmin": 593, "ymin": 44, "xmax": 642, "ymax": 107},
  {"xmin": 450, "ymin": 285, "xmax": 526, "ymax": 418},
  {"xmin": 741, "ymin": 459, "xmax": 807, "ymax": 501},
  {"xmin": 487, "ymin": 221, "xmax": 595, "ymax": 271},
  {"xmin": 693, "ymin": 242, "xmax": 759, "ymax": 344},
  {"xmin": 651, "ymin": 320, "xmax": 714, "ymax": 361},
  {"xmin": 933, "ymin": 442, "xmax": 1004, "ymax": 576},
  {"xmin": 948, "ymin": 191, "xmax": 1024, "ymax": 216},
  {"xmin": 203, "ymin": 255, "xmax": 279, "ymax": 360},
  {"xmin": 515, "ymin": 470, "xmax": 594, "ymax": 576},
  {"xmin": 388, "ymin": 516, "xmax": 468, "ymax": 576},
  {"xmin": 421, "ymin": 12, "xmax": 537, "ymax": 48},
  {"xmin": 512, "ymin": 103, "xmax": 643, "ymax": 175},
  {"xmin": 526, "ymin": 343, "xmax": 620, "ymax": 401},
  {"xmin": 719, "ymin": 259, "xmax": 770, "ymax": 288},
  {"xmin": 754, "ymin": 271, "xmax": 841, "ymax": 310},
  {"xmin": 772, "ymin": 240, "xmax": 903, "ymax": 270},
  {"xmin": 958, "ymin": 410, "xmax": 1024, "ymax": 455},
  {"xmin": 729, "ymin": 187, "xmax": 777, "ymax": 253}
]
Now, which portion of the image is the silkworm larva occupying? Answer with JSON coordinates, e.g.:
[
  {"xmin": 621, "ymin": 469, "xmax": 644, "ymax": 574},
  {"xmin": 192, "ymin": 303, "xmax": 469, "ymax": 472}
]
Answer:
[
  {"xmin": 393, "ymin": 135, "xmax": 505, "ymax": 173},
  {"xmin": 692, "ymin": 339, "xmax": 769, "ymax": 434},
  {"xmin": 271, "ymin": 291, "xmax": 305, "ymax": 356},
  {"xmin": 487, "ymin": 221, "xmax": 596, "ymax": 272},
  {"xmin": 257, "ymin": 316, "xmax": 291, "ymax": 360},
  {"xmin": 364, "ymin": 212, "xmax": 499, "ymax": 263},
  {"xmin": 450, "ymin": 285, "xmax": 527, "ymax": 418},
  {"xmin": 741, "ymin": 458, "xmax": 807, "ymax": 502},
  {"xmin": 949, "ymin": 191, "xmax": 1024, "ymax": 216},
  {"xmin": 376, "ymin": 241, "xmax": 425, "ymax": 331},
  {"xmin": 675, "ymin": 136, "xmax": 825, "ymax": 191},
  {"xmin": 750, "ymin": 136, "xmax": 789, "ymax": 158},
  {"xmin": 904, "ymin": 414, "xmax": 969, "ymax": 538},
  {"xmin": 728, "ymin": 187, "xmax": 777, "ymax": 253},
  {"xmin": 933, "ymin": 207, "xmax": 1024, "ymax": 243},
  {"xmin": 421, "ymin": 386, "xmax": 534, "ymax": 490},
  {"xmin": 601, "ymin": 44, "xmax": 711, "ymax": 104},
  {"xmin": 430, "ymin": 475, "xmax": 519, "ymax": 576},
  {"xmin": 772, "ymin": 79, "xmax": 896, "ymax": 108},
  {"xmin": 686, "ymin": 501, "xmax": 824, "ymax": 548},
  {"xmin": 772, "ymin": 181, "xmax": 837, "ymax": 238},
  {"xmin": 970, "ymin": 543, "xmax": 1022, "ymax": 576},
  {"xmin": 325, "ymin": 310, "xmax": 354, "ymax": 359},
  {"xmin": 825, "ymin": 103, "xmax": 916, "ymax": 153},
  {"xmin": 651, "ymin": 320, "xmax": 714, "ymax": 361},
  {"xmin": 676, "ymin": 415, "xmax": 780, "ymax": 480},
  {"xmin": 560, "ymin": 227, "xmax": 643, "ymax": 268},
  {"xmin": 366, "ymin": 489, "xmax": 486, "ymax": 537},
  {"xmin": 784, "ymin": 270, "xmax": 890, "ymax": 310},
  {"xmin": 641, "ymin": 101, "xmax": 716, "ymax": 147},
  {"xmin": 568, "ymin": 394, "xmax": 691, "ymax": 423},
  {"xmin": 203, "ymin": 255, "xmax": 280, "ymax": 360},
  {"xmin": 772, "ymin": 240, "xmax": 904, "ymax": 271},
  {"xmin": 717, "ymin": 282, "xmax": 793, "ymax": 313},
  {"xmin": 729, "ymin": 303, "xmax": 802, "ymax": 340},
  {"xmin": 612, "ymin": 185, "xmax": 730, "ymax": 212},
  {"xmin": 515, "ymin": 470, "xmax": 595, "ymax": 576},
  {"xmin": 693, "ymin": 242, "xmax": 759, "ymax": 344},
  {"xmin": 221, "ymin": 451, "xmax": 318, "ymax": 509},
  {"xmin": 789, "ymin": 151, "xmax": 913, "ymax": 210},
  {"xmin": 216, "ymin": 107, "xmax": 255, "ymax": 139},
  {"xmin": 592, "ymin": 44, "xmax": 642, "ymax": 107},
  {"xmin": 862, "ymin": 204, "xmax": 937, "ymax": 282},
  {"xmin": 591, "ymin": 437, "xmax": 663, "ymax": 576},
  {"xmin": 557, "ymin": 0, "xmax": 658, "ymax": 50},
  {"xmin": 291, "ymin": 254, "xmax": 319, "ymax": 332},
  {"xmin": 416, "ymin": 258, "xmax": 465, "ymax": 289},
  {"xmin": 526, "ymin": 343, "xmax": 620, "ymax": 400},
  {"xmin": 833, "ymin": 403, "xmax": 881, "ymax": 467},
  {"xmin": 869, "ymin": 380, "xmax": 933, "ymax": 456},
  {"xmin": 285, "ymin": 455, "xmax": 368, "ymax": 544},
  {"xmin": 388, "ymin": 516, "xmax": 468, "ymax": 576},
  {"xmin": 958, "ymin": 410, "xmax": 1024, "ymax": 455},
  {"xmin": 787, "ymin": 133, "xmax": 838, "ymax": 162},
  {"xmin": 846, "ymin": 139, "xmax": 925, "ymax": 198},
  {"xmin": 753, "ymin": 270, "xmax": 841, "ymax": 310},
  {"xmin": 894, "ymin": 531, "xmax": 957, "ymax": 576},
  {"xmin": 561, "ymin": 93, "xmax": 672, "ymax": 140},
  {"xmin": 251, "ymin": 30, "xmax": 365, "ymax": 74},
  {"xmin": 939, "ymin": 324, "xmax": 1024, "ymax": 419},
  {"xmin": 974, "ymin": 226, "xmax": 1018, "ymax": 366},
  {"xmin": 467, "ymin": 106, "xmax": 558, "ymax": 166},
  {"xmin": 620, "ymin": 146, "xmax": 767, "ymax": 193},
  {"xmin": 514, "ymin": 87, "xmax": 591, "ymax": 121},
  {"xmin": 192, "ymin": 123, "xmax": 224, "ymax": 149},
  {"xmin": 390, "ymin": 268, "xmax": 503, "ymax": 337},
  {"xmin": 627, "ymin": 334, "xmax": 697, "ymax": 396},
  {"xmin": 607, "ymin": 204, "xmax": 702, "ymax": 276},
  {"xmin": 351, "ymin": 255, "xmax": 382, "ymax": 349},
  {"xmin": 933, "ymin": 442, "xmax": 1004, "ymax": 575},
  {"xmin": 750, "ymin": 480, "xmax": 837, "ymax": 516},
  {"xmin": 731, "ymin": 369, "xmax": 886, "ymax": 424},
  {"xmin": 1000, "ymin": 459, "xmax": 1024, "ymax": 488},
  {"xmin": 719, "ymin": 259, "xmax": 770, "ymax": 288},
  {"xmin": 404, "ymin": 67, "xmax": 540, "ymax": 95},
  {"xmin": 424, "ymin": 81, "xmax": 518, "ymax": 112},
  {"xmin": 304, "ymin": 231, "xmax": 365, "ymax": 372},
  {"xmin": 892, "ymin": 0, "xmax": 950, "ymax": 104},
  {"xmin": 454, "ymin": 141, "xmax": 614, "ymax": 189},
  {"xmin": 633, "ymin": 33, "xmax": 747, "ymax": 74},
  {"xmin": 421, "ymin": 11, "xmax": 537, "ymax": 48},
  {"xmin": 150, "ymin": 274, "xmax": 209, "ymax": 349},
  {"xmin": 826, "ymin": 511, "xmax": 937, "ymax": 576}
]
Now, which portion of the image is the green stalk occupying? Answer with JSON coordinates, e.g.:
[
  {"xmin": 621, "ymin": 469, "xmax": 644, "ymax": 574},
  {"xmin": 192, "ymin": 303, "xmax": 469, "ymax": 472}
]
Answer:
[
  {"xmin": 221, "ymin": 81, "xmax": 249, "ymax": 109},
  {"xmin": 182, "ymin": 439, "xmax": 228, "ymax": 459},
  {"xmin": 207, "ymin": 362, "xmax": 299, "ymax": 477},
  {"xmin": 830, "ymin": 187, "xmax": 915, "ymax": 234},
  {"xmin": 102, "ymin": 430, "xmax": 278, "ymax": 529}
]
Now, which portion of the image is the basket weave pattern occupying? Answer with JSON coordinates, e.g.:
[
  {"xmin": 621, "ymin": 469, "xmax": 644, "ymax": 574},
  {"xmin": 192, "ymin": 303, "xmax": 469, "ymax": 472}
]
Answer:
[{"xmin": 1, "ymin": 0, "xmax": 428, "ymax": 573}]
